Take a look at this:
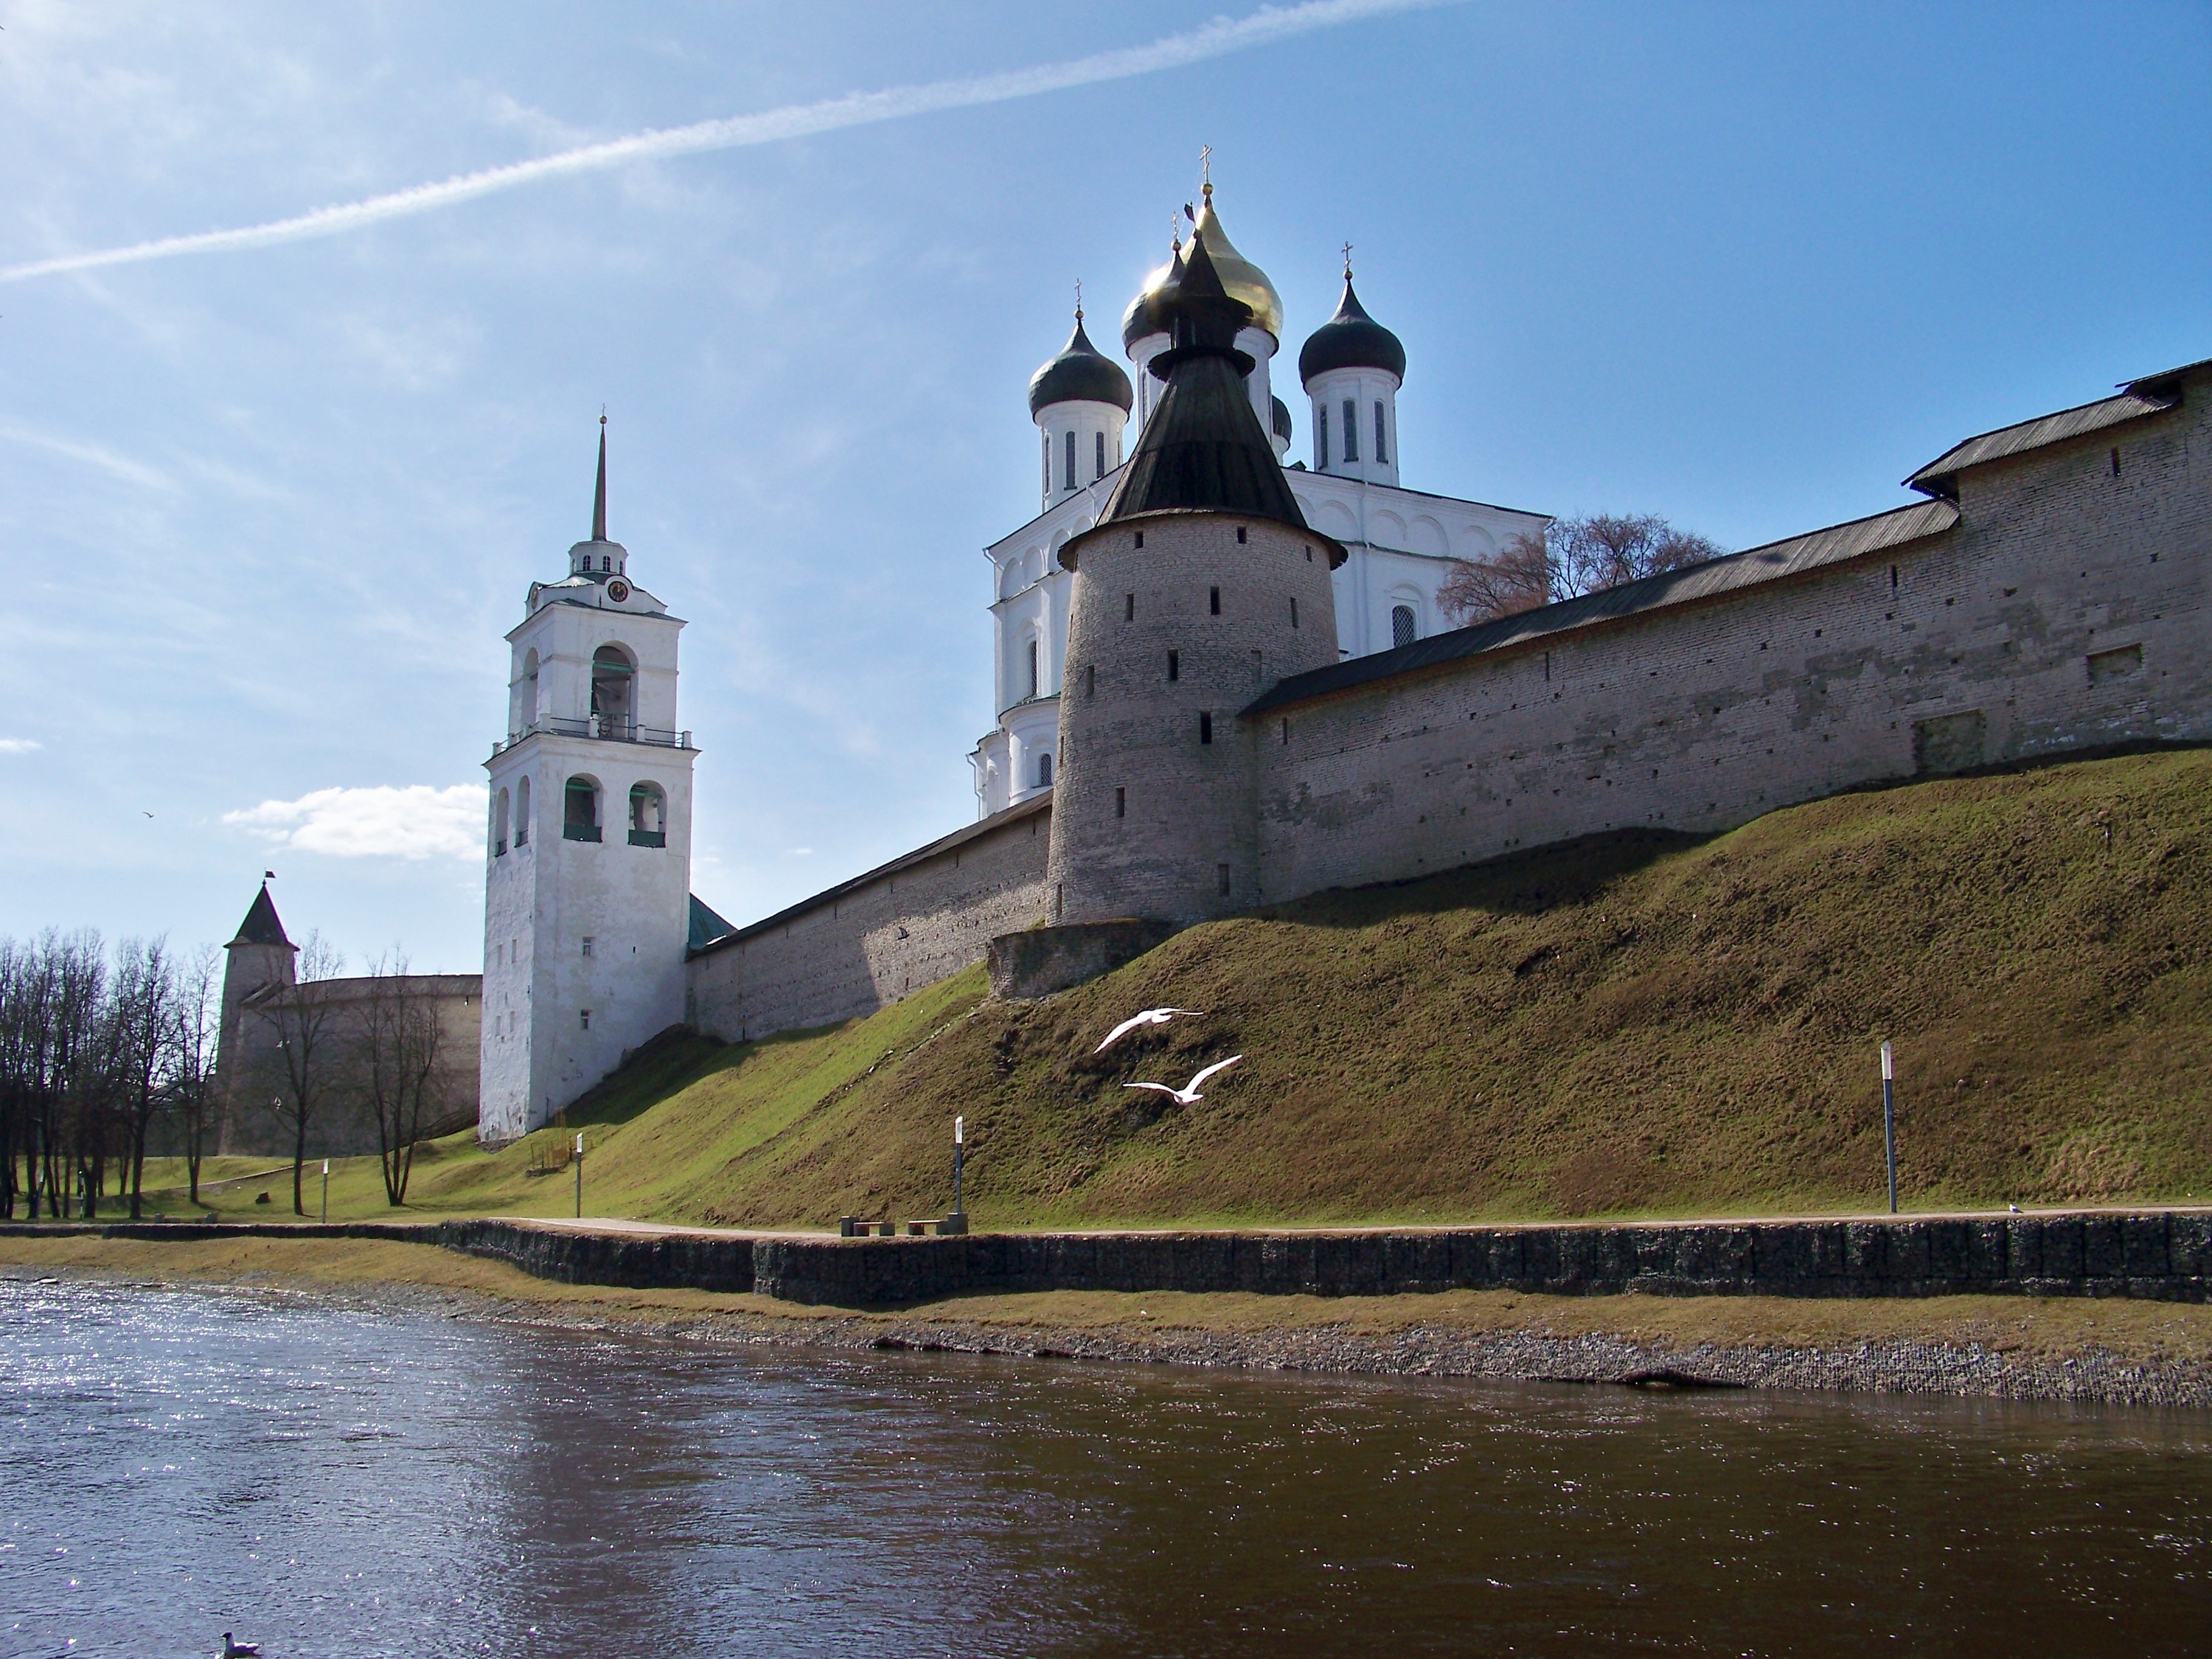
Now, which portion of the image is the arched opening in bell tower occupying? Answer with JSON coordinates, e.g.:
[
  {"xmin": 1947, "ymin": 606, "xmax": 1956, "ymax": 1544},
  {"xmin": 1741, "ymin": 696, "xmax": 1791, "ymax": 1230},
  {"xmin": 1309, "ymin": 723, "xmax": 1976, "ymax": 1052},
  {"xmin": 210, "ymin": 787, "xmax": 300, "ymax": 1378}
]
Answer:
[{"xmin": 591, "ymin": 644, "xmax": 636, "ymax": 739}]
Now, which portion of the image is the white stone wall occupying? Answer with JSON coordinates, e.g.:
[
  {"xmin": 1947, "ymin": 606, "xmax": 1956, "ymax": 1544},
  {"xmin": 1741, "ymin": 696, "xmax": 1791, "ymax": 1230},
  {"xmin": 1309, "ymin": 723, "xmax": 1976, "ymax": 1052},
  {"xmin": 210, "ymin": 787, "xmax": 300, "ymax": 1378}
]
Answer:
[
  {"xmin": 1047, "ymin": 515, "xmax": 1341, "ymax": 925},
  {"xmin": 1250, "ymin": 392, "xmax": 2211, "ymax": 902},
  {"xmin": 686, "ymin": 799, "xmax": 1051, "ymax": 1043}
]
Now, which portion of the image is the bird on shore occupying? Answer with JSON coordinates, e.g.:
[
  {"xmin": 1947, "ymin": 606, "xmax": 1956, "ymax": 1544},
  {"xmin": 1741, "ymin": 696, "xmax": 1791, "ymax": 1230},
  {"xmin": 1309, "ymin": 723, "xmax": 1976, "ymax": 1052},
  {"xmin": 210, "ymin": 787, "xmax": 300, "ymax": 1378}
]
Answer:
[
  {"xmin": 221, "ymin": 1635, "xmax": 261, "ymax": 1658},
  {"xmin": 1093, "ymin": 1008, "xmax": 1206, "ymax": 1054},
  {"xmin": 1123, "ymin": 1055, "xmax": 1242, "ymax": 1107}
]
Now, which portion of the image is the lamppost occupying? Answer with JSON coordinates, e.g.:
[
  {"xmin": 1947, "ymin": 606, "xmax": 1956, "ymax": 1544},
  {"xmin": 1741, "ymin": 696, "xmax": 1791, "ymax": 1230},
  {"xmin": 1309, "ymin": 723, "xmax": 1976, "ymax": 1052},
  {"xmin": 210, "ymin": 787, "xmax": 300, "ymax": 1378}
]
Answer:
[
  {"xmin": 1880, "ymin": 1040, "xmax": 1898, "ymax": 1215},
  {"xmin": 944, "ymin": 1116, "xmax": 967, "ymax": 1235},
  {"xmin": 320, "ymin": 1158, "xmax": 329, "ymax": 1225},
  {"xmin": 574, "ymin": 1132, "xmax": 585, "ymax": 1220}
]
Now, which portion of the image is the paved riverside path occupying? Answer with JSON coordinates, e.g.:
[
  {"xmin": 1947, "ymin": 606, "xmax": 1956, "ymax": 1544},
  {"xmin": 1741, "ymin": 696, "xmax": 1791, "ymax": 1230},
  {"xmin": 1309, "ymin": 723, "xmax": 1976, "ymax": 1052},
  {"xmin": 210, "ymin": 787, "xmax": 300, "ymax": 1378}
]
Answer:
[{"xmin": 7, "ymin": 1206, "xmax": 2208, "ymax": 1307}]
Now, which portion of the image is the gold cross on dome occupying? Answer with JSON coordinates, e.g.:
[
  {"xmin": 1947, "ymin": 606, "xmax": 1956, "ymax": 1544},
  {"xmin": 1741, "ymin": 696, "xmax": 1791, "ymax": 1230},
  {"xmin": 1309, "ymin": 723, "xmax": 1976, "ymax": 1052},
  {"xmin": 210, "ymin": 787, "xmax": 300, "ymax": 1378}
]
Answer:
[
  {"xmin": 1074, "ymin": 277, "xmax": 1083, "ymax": 319},
  {"xmin": 1200, "ymin": 144, "xmax": 1213, "ymax": 199},
  {"xmin": 1342, "ymin": 242, "xmax": 1354, "ymax": 279}
]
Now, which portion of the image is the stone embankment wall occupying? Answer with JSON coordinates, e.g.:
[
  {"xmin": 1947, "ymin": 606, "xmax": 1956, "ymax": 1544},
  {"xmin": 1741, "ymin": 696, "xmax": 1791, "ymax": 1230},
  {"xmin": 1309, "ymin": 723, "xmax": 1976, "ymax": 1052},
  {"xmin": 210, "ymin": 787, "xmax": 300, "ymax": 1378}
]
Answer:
[
  {"xmin": 13, "ymin": 1211, "xmax": 2208, "ymax": 1306},
  {"xmin": 1249, "ymin": 391, "xmax": 2211, "ymax": 899},
  {"xmin": 684, "ymin": 795, "xmax": 1051, "ymax": 1043}
]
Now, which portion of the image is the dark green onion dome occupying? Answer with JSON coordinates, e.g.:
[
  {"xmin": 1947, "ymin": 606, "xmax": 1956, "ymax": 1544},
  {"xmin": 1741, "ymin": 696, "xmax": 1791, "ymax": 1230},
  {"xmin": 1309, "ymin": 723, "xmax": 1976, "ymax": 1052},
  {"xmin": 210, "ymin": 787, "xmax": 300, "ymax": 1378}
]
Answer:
[
  {"xmin": 1120, "ymin": 246, "xmax": 1183, "ymax": 351},
  {"xmin": 1298, "ymin": 276, "xmax": 1407, "ymax": 386},
  {"xmin": 1094, "ymin": 234, "xmax": 1312, "ymax": 538},
  {"xmin": 1028, "ymin": 313, "xmax": 1134, "ymax": 417},
  {"xmin": 1271, "ymin": 394, "xmax": 1293, "ymax": 444}
]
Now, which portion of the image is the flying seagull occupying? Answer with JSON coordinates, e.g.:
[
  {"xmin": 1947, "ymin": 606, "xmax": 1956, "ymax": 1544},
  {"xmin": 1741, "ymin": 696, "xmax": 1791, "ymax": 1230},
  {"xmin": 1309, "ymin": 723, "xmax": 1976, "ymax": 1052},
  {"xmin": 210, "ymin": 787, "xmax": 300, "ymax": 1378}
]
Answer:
[
  {"xmin": 1123, "ymin": 1055, "xmax": 1242, "ymax": 1107},
  {"xmin": 1093, "ymin": 1008, "xmax": 1206, "ymax": 1054},
  {"xmin": 221, "ymin": 1636, "xmax": 262, "ymax": 1658}
]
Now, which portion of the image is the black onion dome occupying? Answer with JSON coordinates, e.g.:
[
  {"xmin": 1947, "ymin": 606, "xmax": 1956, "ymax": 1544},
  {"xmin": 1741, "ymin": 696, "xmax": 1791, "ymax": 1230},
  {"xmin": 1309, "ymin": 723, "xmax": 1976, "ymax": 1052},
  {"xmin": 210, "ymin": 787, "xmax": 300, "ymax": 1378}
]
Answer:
[
  {"xmin": 1120, "ymin": 247, "xmax": 1183, "ymax": 350},
  {"xmin": 1271, "ymin": 395, "xmax": 1293, "ymax": 443},
  {"xmin": 1095, "ymin": 235, "xmax": 1308, "ymax": 535},
  {"xmin": 1298, "ymin": 276, "xmax": 1407, "ymax": 386},
  {"xmin": 1028, "ymin": 315, "xmax": 1133, "ymax": 417}
]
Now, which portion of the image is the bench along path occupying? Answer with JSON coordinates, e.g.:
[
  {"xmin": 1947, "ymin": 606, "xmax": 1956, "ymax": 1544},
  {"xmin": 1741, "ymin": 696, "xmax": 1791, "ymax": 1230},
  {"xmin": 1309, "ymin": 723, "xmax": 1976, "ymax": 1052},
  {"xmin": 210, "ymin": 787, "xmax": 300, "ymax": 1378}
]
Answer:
[{"xmin": 5, "ymin": 1208, "xmax": 2208, "ymax": 1307}]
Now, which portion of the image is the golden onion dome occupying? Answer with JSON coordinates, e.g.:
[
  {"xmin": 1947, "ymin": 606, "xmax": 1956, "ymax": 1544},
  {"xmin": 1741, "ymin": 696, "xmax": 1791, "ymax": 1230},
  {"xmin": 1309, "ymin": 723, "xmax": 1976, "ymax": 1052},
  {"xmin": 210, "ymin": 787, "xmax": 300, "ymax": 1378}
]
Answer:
[{"xmin": 1120, "ymin": 185, "xmax": 1283, "ymax": 348}]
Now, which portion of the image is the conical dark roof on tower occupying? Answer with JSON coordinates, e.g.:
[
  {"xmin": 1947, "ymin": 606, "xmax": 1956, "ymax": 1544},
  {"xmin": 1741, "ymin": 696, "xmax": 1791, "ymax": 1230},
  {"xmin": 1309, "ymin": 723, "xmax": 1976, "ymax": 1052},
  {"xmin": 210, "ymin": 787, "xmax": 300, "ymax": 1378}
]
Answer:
[
  {"xmin": 229, "ymin": 883, "xmax": 294, "ymax": 950},
  {"xmin": 1097, "ymin": 237, "xmax": 1307, "ymax": 532}
]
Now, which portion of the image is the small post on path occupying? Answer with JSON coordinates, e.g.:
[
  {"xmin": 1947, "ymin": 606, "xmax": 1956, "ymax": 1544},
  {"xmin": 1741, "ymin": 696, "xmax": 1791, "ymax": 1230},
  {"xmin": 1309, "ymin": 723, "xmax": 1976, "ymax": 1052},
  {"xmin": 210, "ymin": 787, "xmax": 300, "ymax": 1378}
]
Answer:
[
  {"xmin": 1880, "ymin": 1040, "xmax": 1898, "ymax": 1215},
  {"xmin": 574, "ymin": 1133, "xmax": 585, "ymax": 1220},
  {"xmin": 942, "ymin": 1115, "xmax": 967, "ymax": 1235},
  {"xmin": 320, "ymin": 1158, "xmax": 329, "ymax": 1225}
]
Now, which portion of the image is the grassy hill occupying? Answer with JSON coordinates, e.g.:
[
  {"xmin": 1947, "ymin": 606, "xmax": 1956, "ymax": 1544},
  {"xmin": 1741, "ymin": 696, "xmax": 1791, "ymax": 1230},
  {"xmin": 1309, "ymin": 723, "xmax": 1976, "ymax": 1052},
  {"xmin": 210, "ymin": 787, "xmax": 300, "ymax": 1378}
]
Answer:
[{"xmin": 144, "ymin": 746, "xmax": 2212, "ymax": 1229}]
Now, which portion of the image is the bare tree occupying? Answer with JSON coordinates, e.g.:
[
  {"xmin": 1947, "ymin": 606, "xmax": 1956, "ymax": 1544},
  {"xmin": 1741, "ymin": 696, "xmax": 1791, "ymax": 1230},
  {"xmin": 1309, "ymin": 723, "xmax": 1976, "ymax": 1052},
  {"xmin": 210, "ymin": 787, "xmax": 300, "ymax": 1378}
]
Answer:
[
  {"xmin": 47, "ymin": 932, "xmax": 106, "ymax": 1218},
  {"xmin": 168, "ymin": 945, "xmax": 221, "ymax": 1208},
  {"xmin": 110, "ymin": 936, "xmax": 182, "ymax": 1220},
  {"xmin": 1436, "ymin": 529, "xmax": 1553, "ymax": 625},
  {"xmin": 359, "ymin": 953, "xmax": 450, "ymax": 1206},
  {"xmin": 259, "ymin": 931, "xmax": 344, "ymax": 1217},
  {"xmin": 1439, "ymin": 514, "xmax": 1725, "ymax": 627}
]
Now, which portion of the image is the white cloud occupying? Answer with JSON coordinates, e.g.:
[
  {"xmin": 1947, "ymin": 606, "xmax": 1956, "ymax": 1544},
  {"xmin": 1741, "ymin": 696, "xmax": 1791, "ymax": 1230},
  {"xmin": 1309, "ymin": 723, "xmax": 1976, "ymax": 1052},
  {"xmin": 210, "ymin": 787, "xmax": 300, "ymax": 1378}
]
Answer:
[
  {"xmin": 0, "ymin": 423, "xmax": 170, "ymax": 490},
  {"xmin": 224, "ymin": 783, "xmax": 487, "ymax": 861},
  {"xmin": 0, "ymin": 737, "xmax": 42, "ymax": 754},
  {"xmin": 0, "ymin": 0, "xmax": 1450, "ymax": 283}
]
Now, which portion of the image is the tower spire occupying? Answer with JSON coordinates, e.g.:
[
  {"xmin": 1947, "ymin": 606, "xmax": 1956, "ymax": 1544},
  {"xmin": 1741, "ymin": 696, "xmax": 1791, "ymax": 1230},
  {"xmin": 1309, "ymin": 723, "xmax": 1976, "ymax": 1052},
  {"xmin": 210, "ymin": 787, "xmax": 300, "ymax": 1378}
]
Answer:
[{"xmin": 591, "ymin": 411, "xmax": 608, "ymax": 543}]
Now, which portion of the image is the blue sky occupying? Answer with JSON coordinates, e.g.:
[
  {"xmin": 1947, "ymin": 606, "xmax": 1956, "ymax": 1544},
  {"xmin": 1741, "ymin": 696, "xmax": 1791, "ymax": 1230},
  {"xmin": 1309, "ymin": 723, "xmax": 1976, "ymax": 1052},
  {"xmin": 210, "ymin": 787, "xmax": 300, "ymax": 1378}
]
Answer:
[{"xmin": 1, "ymin": 0, "xmax": 2206, "ymax": 974}]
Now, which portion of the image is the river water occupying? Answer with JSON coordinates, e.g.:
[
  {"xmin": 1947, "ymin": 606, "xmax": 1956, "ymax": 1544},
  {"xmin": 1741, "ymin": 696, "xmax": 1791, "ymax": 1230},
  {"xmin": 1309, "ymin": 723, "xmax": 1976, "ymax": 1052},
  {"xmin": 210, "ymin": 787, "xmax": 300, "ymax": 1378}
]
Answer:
[{"xmin": 3, "ymin": 1278, "xmax": 2208, "ymax": 1657}]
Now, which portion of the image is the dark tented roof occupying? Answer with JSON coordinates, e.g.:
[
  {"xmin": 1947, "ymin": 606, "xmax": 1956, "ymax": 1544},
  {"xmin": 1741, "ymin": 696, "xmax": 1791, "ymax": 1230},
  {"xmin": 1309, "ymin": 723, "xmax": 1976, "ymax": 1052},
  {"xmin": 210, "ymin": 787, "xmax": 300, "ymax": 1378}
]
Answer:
[
  {"xmin": 229, "ymin": 883, "xmax": 295, "ymax": 950},
  {"xmin": 1298, "ymin": 276, "xmax": 1406, "ymax": 386},
  {"xmin": 1093, "ymin": 236, "xmax": 1308, "ymax": 534},
  {"xmin": 1028, "ymin": 315, "xmax": 1134, "ymax": 416},
  {"xmin": 687, "ymin": 893, "xmax": 737, "ymax": 953},
  {"xmin": 1245, "ymin": 498, "xmax": 1959, "ymax": 717}
]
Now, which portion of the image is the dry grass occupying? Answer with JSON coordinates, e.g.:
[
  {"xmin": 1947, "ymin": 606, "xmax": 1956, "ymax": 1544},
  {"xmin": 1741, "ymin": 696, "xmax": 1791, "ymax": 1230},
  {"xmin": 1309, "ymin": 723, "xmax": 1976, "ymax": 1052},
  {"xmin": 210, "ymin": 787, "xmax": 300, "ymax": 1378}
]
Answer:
[{"xmin": 118, "ymin": 747, "xmax": 2212, "ymax": 1232}]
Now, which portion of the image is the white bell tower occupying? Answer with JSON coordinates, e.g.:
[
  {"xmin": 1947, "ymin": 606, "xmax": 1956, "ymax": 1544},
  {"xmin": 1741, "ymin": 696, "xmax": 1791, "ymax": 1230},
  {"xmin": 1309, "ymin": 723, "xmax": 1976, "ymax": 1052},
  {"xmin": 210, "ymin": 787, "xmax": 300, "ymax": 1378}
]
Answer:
[{"xmin": 478, "ymin": 419, "xmax": 698, "ymax": 1144}]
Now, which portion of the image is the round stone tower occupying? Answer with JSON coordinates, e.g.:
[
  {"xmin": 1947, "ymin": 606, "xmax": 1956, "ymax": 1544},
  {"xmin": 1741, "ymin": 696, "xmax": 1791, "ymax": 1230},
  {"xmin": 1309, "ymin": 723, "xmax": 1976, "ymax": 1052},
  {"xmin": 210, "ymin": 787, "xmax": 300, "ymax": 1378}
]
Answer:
[{"xmin": 1048, "ymin": 234, "xmax": 1343, "ymax": 928}]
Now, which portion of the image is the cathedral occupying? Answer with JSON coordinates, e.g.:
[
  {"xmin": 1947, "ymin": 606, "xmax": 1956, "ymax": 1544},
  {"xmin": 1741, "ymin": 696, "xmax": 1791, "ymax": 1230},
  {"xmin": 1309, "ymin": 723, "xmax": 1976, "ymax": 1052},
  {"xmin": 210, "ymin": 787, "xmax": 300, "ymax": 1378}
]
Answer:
[{"xmin": 240, "ymin": 172, "xmax": 2185, "ymax": 1152}]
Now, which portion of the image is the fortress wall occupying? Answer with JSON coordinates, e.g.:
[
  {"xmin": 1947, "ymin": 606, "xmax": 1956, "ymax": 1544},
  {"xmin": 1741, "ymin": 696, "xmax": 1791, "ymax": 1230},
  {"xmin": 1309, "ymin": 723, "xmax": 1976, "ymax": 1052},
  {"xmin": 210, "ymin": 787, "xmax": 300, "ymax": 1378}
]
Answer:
[
  {"xmin": 686, "ymin": 798, "xmax": 1052, "ymax": 1043},
  {"xmin": 1251, "ymin": 397, "xmax": 2211, "ymax": 900}
]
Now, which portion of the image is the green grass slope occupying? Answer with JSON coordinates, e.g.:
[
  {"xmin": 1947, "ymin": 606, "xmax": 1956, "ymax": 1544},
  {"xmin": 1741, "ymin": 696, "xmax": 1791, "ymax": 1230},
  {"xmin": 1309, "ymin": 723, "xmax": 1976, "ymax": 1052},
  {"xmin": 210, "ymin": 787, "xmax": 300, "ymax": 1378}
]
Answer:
[{"xmin": 131, "ymin": 747, "xmax": 2212, "ymax": 1229}]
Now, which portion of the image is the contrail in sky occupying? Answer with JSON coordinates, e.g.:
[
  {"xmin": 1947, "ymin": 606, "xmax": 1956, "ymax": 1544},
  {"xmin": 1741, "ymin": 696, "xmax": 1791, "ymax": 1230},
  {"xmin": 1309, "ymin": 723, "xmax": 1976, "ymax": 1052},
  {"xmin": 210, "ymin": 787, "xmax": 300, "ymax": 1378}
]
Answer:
[{"xmin": 1, "ymin": 0, "xmax": 1454, "ymax": 285}]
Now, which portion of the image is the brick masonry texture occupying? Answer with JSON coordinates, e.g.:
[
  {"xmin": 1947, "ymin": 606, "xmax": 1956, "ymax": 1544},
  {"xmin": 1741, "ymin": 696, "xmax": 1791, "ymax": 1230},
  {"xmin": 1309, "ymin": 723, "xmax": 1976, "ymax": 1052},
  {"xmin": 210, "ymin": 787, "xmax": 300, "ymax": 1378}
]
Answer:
[
  {"xmin": 1048, "ymin": 513, "xmax": 1343, "ymax": 924},
  {"xmin": 1251, "ymin": 389, "xmax": 2210, "ymax": 896},
  {"xmin": 685, "ymin": 800, "xmax": 1052, "ymax": 1042}
]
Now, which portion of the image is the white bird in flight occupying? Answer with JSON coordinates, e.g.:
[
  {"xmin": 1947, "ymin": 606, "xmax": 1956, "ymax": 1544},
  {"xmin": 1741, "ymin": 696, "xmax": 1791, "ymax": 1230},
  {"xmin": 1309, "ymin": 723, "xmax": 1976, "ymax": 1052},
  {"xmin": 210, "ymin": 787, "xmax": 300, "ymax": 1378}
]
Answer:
[
  {"xmin": 1093, "ymin": 1007, "xmax": 1206, "ymax": 1054},
  {"xmin": 1123, "ymin": 1055, "xmax": 1242, "ymax": 1107}
]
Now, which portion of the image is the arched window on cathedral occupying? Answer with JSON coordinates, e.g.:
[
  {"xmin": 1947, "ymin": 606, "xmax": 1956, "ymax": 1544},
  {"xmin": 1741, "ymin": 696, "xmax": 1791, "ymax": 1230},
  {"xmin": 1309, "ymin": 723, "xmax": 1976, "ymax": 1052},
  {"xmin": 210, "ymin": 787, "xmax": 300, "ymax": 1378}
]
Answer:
[
  {"xmin": 1042, "ymin": 432, "xmax": 1050, "ymax": 496},
  {"xmin": 591, "ymin": 644, "xmax": 636, "ymax": 739},
  {"xmin": 601, "ymin": 554, "xmax": 611, "ymax": 572},
  {"xmin": 1316, "ymin": 403, "xmax": 1329, "ymax": 470},
  {"xmin": 1342, "ymin": 400, "xmax": 1360, "ymax": 463},
  {"xmin": 1063, "ymin": 428, "xmax": 1077, "ymax": 492},
  {"xmin": 629, "ymin": 782, "xmax": 668, "ymax": 847},
  {"xmin": 1391, "ymin": 605, "xmax": 1418, "ymax": 649},
  {"xmin": 514, "ymin": 775, "xmax": 531, "ymax": 846},
  {"xmin": 521, "ymin": 648, "xmax": 540, "ymax": 729},
  {"xmin": 1027, "ymin": 639, "xmax": 1040, "ymax": 700},
  {"xmin": 1094, "ymin": 431, "xmax": 1106, "ymax": 481},
  {"xmin": 563, "ymin": 776, "xmax": 602, "ymax": 841},
  {"xmin": 1374, "ymin": 402, "xmax": 1388, "ymax": 465},
  {"xmin": 1036, "ymin": 751, "xmax": 1053, "ymax": 788},
  {"xmin": 493, "ymin": 787, "xmax": 509, "ymax": 858}
]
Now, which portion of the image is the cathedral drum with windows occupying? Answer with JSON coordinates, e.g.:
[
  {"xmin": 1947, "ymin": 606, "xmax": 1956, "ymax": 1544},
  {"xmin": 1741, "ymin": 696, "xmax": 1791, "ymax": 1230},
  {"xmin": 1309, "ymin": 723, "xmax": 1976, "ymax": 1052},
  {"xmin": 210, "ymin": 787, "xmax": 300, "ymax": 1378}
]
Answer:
[{"xmin": 479, "ymin": 424, "xmax": 699, "ymax": 1144}]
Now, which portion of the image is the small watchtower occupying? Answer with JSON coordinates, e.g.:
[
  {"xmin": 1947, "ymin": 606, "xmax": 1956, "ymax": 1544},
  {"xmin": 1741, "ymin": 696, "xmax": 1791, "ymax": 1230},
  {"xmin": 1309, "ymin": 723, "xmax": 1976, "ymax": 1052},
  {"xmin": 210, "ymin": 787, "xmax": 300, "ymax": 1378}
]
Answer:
[{"xmin": 1046, "ymin": 234, "xmax": 1344, "ymax": 927}]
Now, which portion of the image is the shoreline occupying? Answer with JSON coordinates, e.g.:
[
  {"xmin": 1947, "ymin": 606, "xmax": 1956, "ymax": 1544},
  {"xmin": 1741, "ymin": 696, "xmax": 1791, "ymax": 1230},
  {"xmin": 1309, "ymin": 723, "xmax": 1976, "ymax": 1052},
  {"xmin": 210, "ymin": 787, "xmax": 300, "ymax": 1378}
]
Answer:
[{"xmin": 7, "ymin": 1233, "xmax": 2212, "ymax": 1409}]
